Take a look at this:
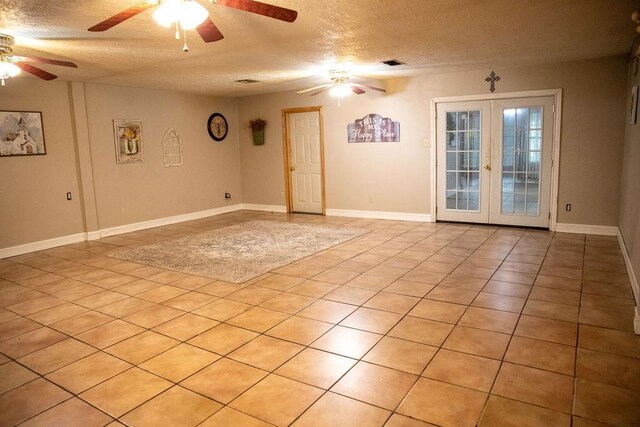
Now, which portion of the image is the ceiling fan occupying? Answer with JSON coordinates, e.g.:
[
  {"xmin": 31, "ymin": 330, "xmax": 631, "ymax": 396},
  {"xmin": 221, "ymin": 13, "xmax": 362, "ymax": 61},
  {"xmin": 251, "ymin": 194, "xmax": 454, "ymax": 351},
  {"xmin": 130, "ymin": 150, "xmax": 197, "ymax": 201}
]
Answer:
[
  {"xmin": 297, "ymin": 70, "xmax": 386, "ymax": 98},
  {"xmin": 0, "ymin": 34, "xmax": 78, "ymax": 86},
  {"xmin": 88, "ymin": 0, "xmax": 298, "ymax": 51}
]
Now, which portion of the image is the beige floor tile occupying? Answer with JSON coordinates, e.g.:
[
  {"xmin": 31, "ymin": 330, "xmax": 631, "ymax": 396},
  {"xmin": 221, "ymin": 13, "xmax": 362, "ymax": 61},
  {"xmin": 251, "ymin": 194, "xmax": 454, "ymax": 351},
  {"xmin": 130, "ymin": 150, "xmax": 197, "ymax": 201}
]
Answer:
[
  {"xmin": 46, "ymin": 352, "xmax": 132, "ymax": 393},
  {"xmin": 363, "ymin": 292, "xmax": 420, "ymax": 314},
  {"xmin": 18, "ymin": 338, "xmax": 96, "ymax": 374},
  {"xmin": 515, "ymin": 315, "xmax": 577, "ymax": 346},
  {"xmin": 363, "ymin": 336, "xmax": 437, "ymax": 375},
  {"xmin": 442, "ymin": 326, "xmax": 510, "ymax": 360},
  {"xmin": 578, "ymin": 324, "xmax": 640, "ymax": 358},
  {"xmin": 0, "ymin": 361, "xmax": 39, "ymax": 394},
  {"xmin": 312, "ymin": 268, "xmax": 360, "ymax": 285},
  {"xmin": 439, "ymin": 276, "xmax": 488, "ymax": 291},
  {"xmin": 136, "ymin": 285, "xmax": 189, "ymax": 303},
  {"xmin": 492, "ymin": 362, "xmax": 574, "ymax": 413},
  {"xmin": 385, "ymin": 413, "xmax": 437, "ymax": 426},
  {"xmin": 389, "ymin": 316, "xmax": 453, "ymax": 347},
  {"xmin": 340, "ymin": 307, "xmax": 403, "ymax": 334},
  {"xmin": 0, "ymin": 317, "xmax": 45, "ymax": 341},
  {"xmin": 288, "ymin": 279, "xmax": 339, "ymax": 298},
  {"xmin": 123, "ymin": 304, "xmax": 184, "ymax": 328},
  {"xmin": 425, "ymin": 286, "xmax": 478, "ymax": 305},
  {"xmin": 534, "ymin": 275, "xmax": 582, "ymax": 292},
  {"xmin": 230, "ymin": 374, "xmax": 323, "ymax": 426},
  {"xmin": 331, "ymin": 361, "xmax": 416, "ymax": 409},
  {"xmin": 529, "ymin": 286, "xmax": 580, "ymax": 306},
  {"xmin": 522, "ymin": 299, "xmax": 579, "ymax": 322},
  {"xmin": 574, "ymin": 378, "xmax": 640, "ymax": 426},
  {"xmin": 74, "ymin": 291, "xmax": 128, "ymax": 309},
  {"xmin": 20, "ymin": 397, "xmax": 114, "ymax": 427},
  {"xmin": 94, "ymin": 297, "xmax": 154, "ymax": 318},
  {"xmin": 146, "ymin": 270, "xmax": 188, "ymax": 284},
  {"xmin": 423, "ymin": 349, "xmax": 500, "ymax": 392},
  {"xmin": 276, "ymin": 347, "xmax": 355, "ymax": 388},
  {"xmin": 458, "ymin": 306, "xmax": 519, "ymax": 334},
  {"xmin": 197, "ymin": 281, "xmax": 246, "ymax": 297},
  {"xmin": 483, "ymin": 280, "xmax": 532, "ymax": 298},
  {"xmin": 579, "ymin": 306, "xmax": 635, "ymax": 332},
  {"xmin": 7, "ymin": 295, "xmax": 66, "ymax": 315},
  {"xmin": 188, "ymin": 323, "xmax": 259, "ymax": 354},
  {"xmin": 161, "ymin": 291, "xmax": 217, "ymax": 311},
  {"xmin": 323, "ymin": 285, "xmax": 377, "ymax": 305},
  {"xmin": 140, "ymin": 343, "xmax": 219, "ymax": 382},
  {"xmin": 111, "ymin": 279, "xmax": 162, "ymax": 296},
  {"xmin": 0, "ymin": 326, "xmax": 67, "ymax": 358},
  {"xmin": 254, "ymin": 274, "xmax": 305, "ymax": 291},
  {"xmin": 153, "ymin": 313, "xmax": 219, "ymax": 340},
  {"xmin": 200, "ymin": 407, "xmax": 271, "ymax": 427},
  {"xmin": 576, "ymin": 347, "xmax": 640, "ymax": 391},
  {"xmin": 504, "ymin": 336, "xmax": 575, "ymax": 375},
  {"xmin": 311, "ymin": 325, "xmax": 382, "ymax": 358},
  {"xmin": 384, "ymin": 280, "xmax": 435, "ymax": 298},
  {"xmin": 297, "ymin": 299, "xmax": 357, "ymax": 323},
  {"xmin": 0, "ymin": 378, "xmax": 72, "ymax": 426},
  {"xmin": 49, "ymin": 310, "xmax": 114, "ymax": 335},
  {"xmin": 169, "ymin": 275, "xmax": 214, "ymax": 290},
  {"xmin": 105, "ymin": 330, "xmax": 179, "ymax": 364},
  {"xmin": 80, "ymin": 368, "xmax": 172, "ymax": 418},
  {"xmin": 26, "ymin": 302, "xmax": 88, "ymax": 325},
  {"xmin": 398, "ymin": 378, "xmax": 487, "ymax": 427},
  {"xmin": 266, "ymin": 315, "xmax": 333, "ymax": 345},
  {"xmin": 229, "ymin": 335, "xmax": 303, "ymax": 371},
  {"xmin": 293, "ymin": 392, "xmax": 390, "ymax": 427},
  {"xmin": 259, "ymin": 293, "xmax": 316, "ymax": 314},
  {"xmin": 479, "ymin": 395, "xmax": 571, "ymax": 427},
  {"xmin": 192, "ymin": 298, "xmax": 252, "ymax": 321},
  {"xmin": 226, "ymin": 286, "xmax": 282, "ymax": 305},
  {"xmin": 471, "ymin": 292, "xmax": 526, "ymax": 313},
  {"xmin": 408, "ymin": 299, "xmax": 467, "ymax": 324},
  {"xmin": 571, "ymin": 416, "xmax": 611, "ymax": 427},
  {"xmin": 75, "ymin": 319, "xmax": 145, "ymax": 349},
  {"xmin": 121, "ymin": 386, "xmax": 221, "ymax": 426}
]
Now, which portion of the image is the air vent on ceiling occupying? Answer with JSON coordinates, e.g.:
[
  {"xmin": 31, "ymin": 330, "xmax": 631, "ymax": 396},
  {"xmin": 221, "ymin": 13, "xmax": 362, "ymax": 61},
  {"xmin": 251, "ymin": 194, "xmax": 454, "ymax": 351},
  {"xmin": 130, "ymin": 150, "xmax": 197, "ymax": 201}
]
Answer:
[
  {"xmin": 381, "ymin": 59, "xmax": 405, "ymax": 66},
  {"xmin": 235, "ymin": 79, "xmax": 260, "ymax": 84}
]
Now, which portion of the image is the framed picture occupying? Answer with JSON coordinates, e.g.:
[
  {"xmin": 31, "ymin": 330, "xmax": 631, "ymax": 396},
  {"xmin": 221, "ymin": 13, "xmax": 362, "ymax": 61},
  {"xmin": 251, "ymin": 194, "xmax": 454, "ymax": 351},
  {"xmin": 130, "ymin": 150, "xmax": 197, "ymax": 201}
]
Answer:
[
  {"xmin": 0, "ymin": 110, "xmax": 46, "ymax": 157},
  {"xmin": 630, "ymin": 85, "xmax": 639, "ymax": 125},
  {"xmin": 114, "ymin": 119, "xmax": 143, "ymax": 164}
]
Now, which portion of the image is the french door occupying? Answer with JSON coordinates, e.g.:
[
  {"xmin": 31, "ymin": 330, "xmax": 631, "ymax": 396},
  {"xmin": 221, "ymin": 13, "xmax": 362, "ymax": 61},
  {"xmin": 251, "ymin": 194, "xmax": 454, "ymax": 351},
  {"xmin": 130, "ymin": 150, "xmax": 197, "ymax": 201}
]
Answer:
[{"xmin": 436, "ymin": 96, "xmax": 554, "ymax": 228}]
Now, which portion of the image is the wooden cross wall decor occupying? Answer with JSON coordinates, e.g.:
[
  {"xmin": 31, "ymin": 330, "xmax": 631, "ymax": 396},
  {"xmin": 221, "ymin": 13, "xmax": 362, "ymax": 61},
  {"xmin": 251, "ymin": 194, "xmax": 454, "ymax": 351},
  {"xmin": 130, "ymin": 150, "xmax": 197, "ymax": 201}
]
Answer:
[{"xmin": 485, "ymin": 71, "xmax": 501, "ymax": 93}]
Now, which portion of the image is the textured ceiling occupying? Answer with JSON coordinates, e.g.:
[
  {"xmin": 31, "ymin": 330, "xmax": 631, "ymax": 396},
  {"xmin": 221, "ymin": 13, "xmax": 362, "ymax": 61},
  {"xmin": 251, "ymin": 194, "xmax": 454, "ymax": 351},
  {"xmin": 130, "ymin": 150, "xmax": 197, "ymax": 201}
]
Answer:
[{"xmin": 0, "ymin": 0, "xmax": 637, "ymax": 96}]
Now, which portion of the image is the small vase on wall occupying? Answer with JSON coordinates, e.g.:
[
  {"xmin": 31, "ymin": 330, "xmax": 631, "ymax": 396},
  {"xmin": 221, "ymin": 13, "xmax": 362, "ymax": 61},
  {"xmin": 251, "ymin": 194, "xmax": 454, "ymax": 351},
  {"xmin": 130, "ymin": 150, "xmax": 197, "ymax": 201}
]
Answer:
[{"xmin": 252, "ymin": 129, "xmax": 265, "ymax": 145}]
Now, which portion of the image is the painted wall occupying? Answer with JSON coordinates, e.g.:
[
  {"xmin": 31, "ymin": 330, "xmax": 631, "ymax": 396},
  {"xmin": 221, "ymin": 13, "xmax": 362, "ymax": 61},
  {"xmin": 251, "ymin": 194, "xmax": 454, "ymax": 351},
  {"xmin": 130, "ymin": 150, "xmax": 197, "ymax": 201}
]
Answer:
[
  {"xmin": 619, "ymin": 62, "xmax": 640, "ymax": 289},
  {"xmin": 0, "ymin": 80, "xmax": 84, "ymax": 248},
  {"xmin": 238, "ymin": 56, "xmax": 627, "ymax": 226}
]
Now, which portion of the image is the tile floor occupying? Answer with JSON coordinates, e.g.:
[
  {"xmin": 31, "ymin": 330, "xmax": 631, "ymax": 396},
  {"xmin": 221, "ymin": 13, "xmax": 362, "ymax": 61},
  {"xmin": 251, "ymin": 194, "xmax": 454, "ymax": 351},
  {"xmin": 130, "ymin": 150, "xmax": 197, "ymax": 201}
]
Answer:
[{"xmin": 0, "ymin": 210, "xmax": 639, "ymax": 426}]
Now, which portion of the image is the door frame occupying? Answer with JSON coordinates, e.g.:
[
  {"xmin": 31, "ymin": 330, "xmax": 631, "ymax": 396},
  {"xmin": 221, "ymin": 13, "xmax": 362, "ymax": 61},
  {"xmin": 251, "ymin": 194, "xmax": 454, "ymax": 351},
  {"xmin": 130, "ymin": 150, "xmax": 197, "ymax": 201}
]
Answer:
[
  {"xmin": 430, "ymin": 89, "xmax": 563, "ymax": 230},
  {"xmin": 281, "ymin": 106, "xmax": 326, "ymax": 214}
]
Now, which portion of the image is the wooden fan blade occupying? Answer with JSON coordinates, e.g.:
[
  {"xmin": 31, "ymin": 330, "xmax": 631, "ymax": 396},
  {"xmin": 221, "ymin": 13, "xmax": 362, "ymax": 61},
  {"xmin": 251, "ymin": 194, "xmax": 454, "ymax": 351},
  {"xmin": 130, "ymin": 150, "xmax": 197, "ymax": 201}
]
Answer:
[
  {"xmin": 88, "ymin": 1, "xmax": 157, "ymax": 32},
  {"xmin": 196, "ymin": 18, "xmax": 224, "ymax": 42},
  {"xmin": 10, "ymin": 56, "xmax": 77, "ymax": 68},
  {"xmin": 216, "ymin": 0, "xmax": 298, "ymax": 22},
  {"xmin": 350, "ymin": 85, "xmax": 365, "ymax": 95},
  {"xmin": 352, "ymin": 83, "xmax": 386, "ymax": 93},
  {"xmin": 15, "ymin": 62, "xmax": 57, "ymax": 81},
  {"xmin": 297, "ymin": 84, "xmax": 331, "ymax": 94},
  {"xmin": 310, "ymin": 87, "xmax": 330, "ymax": 96}
]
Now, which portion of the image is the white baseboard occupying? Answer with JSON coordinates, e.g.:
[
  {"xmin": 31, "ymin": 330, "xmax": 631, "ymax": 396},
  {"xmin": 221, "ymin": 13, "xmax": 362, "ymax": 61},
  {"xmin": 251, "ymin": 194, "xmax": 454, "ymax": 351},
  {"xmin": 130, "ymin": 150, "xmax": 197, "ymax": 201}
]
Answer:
[
  {"xmin": 325, "ymin": 208, "xmax": 431, "ymax": 222},
  {"xmin": 98, "ymin": 204, "xmax": 244, "ymax": 238},
  {"xmin": 241, "ymin": 204, "xmax": 288, "ymax": 213},
  {"xmin": 555, "ymin": 223, "xmax": 619, "ymax": 236},
  {"xmin": 0, "ymin": 232, "xmax": 87, "ymax": 259},
  {"xmin": 617, "ymin": 228, "xmax": 640, "ymax": 335}
]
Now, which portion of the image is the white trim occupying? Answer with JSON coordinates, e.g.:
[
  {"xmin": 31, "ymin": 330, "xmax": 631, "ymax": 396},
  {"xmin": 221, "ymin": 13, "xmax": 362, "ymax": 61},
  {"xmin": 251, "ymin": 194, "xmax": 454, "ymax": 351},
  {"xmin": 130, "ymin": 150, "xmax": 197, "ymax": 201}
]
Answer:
[
  {"xmin": 617, "ymin": 228, "xmax": 640, "ymax": 334},
  {"xmin": 99, "ymin": 204, "xmax": 244, "ymax": 238},
  {"xmin": 241, "ymin": 204, "xmax": 287, "ymax": 213},
  {"xmin": 555, "ymin": 223, "xmax": 619, "ymax": 236},
  {"xmin": 326, "ymin": 209, "xmax": 431, "ymax": 222},
  {"xmin": 86, "ymin": 231, "xmax": 101, "ymax": 241},
  {"xmin": 0, "ymin": 233, "xmax": 87, "ymax": 259},
  {"xmin": 430, "ymin": 88, "xmax": 563, "ymax": 229}
]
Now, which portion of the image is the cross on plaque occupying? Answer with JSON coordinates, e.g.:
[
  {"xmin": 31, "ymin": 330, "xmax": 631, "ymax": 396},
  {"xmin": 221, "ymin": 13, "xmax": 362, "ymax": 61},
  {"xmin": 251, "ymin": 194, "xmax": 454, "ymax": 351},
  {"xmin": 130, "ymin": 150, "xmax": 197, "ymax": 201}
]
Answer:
[{"xmin": 485, "ymin": 71, "xmax": 500, "ymax": 93}]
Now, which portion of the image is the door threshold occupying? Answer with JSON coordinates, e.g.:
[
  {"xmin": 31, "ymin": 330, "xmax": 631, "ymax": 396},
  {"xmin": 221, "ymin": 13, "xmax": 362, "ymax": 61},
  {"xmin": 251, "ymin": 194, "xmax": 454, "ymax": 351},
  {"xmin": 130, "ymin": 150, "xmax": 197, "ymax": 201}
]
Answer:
[{"xmin": 435, "ymin": 220, "xmax": 549, "ymax": 231}]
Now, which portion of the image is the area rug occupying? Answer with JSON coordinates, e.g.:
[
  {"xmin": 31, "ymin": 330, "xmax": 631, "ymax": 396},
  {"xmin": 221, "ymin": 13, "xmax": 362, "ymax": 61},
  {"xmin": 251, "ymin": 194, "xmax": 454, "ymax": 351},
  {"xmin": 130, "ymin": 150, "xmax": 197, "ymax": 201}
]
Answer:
[{"xmin": 109, "ymin": 220, "xmax": 366, "ymax": 283}]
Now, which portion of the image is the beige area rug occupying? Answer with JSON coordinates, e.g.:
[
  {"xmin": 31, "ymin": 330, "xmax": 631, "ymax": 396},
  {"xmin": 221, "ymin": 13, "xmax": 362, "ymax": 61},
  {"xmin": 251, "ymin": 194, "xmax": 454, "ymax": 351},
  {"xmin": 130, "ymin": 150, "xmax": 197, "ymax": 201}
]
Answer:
[{"xmin": 109, "ymin": 220, "xmax": 366, "ymax": 283}]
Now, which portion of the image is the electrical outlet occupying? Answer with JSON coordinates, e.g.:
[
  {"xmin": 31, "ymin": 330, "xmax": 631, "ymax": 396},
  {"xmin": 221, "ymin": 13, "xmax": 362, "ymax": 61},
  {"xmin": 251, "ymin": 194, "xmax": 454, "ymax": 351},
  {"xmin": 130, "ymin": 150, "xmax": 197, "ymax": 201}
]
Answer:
[
  {"xmin": 224, "ymin": 193, "xmax": 231, "ymax": 200},
  {"xmin": 66, "ymin": 192, "xmax": 72, "ymax": 201},
  {"xmin": 565, "ymin": 204, "xmax": 572, "ymax": 212}
]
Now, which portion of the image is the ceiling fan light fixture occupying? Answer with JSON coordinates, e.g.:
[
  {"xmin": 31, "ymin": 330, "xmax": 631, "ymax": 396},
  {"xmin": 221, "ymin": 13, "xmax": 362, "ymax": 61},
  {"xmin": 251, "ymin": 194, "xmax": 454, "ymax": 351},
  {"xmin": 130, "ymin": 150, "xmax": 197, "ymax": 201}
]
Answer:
[
  {"xmin": 152, "ymin": 0, "xmax": 208, "ymax": 29},
  {"xmin": 0, "ymin": 61, "xmax": 21, "ymax": 79},
  {"xmin": 329, "ymin": 83, "xmax": 351, "ymax": 98}
]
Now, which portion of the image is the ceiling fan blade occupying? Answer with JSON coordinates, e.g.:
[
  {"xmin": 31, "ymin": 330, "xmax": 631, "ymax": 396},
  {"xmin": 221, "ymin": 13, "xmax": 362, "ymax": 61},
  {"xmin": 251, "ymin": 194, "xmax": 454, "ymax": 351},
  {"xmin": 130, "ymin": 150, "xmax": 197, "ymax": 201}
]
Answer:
[
  {"xmin": 196, "ymin": 17, "xmax": 224, "ymax": 42},
  {"xmin": 352, "ymin": 83, "xmax": 386, "ymax": 93},
  {"xmin": 88, "ymin": 1, "xmax": 158, "ymax": 32},
  {"xmin": 297, "ymin": 84, "xmax": 331, "ymax": 94},
  {"xmin": 350, "ymin": 85, "xmax": 365, "ymax": 95},
  {"xmin": 310, "ymin": 87, "xmax": 330, "ymax": 96},
  {"xmin": 15, "ymin": 62, "xmax": 57, "ymax": 81},
  {"xmin": 216, "ymin": 0, "xmax": 298, "ymax": 22},
  {"xmin": 10, "ymin": 56, "xmax": 77, "ymax": 68}
]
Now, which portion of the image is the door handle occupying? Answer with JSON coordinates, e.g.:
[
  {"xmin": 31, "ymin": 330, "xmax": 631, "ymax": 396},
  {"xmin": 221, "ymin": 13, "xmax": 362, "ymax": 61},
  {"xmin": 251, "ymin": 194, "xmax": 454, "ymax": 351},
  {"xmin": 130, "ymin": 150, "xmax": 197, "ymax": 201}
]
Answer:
[
  {"xmin": 484, "ymin": 164, "xmax": 491, "ymax": 170},
  {"xmin": 290, "ymin": 166, "xmax": 296, "ymax": 171}
]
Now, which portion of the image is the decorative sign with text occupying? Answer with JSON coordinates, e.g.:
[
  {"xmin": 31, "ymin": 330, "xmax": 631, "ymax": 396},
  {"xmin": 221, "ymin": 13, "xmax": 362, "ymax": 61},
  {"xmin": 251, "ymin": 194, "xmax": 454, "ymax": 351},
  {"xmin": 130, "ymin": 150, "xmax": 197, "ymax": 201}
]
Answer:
[{"xmin": 347, "ymin": 114, "xmax": 400, "ymax": 143}]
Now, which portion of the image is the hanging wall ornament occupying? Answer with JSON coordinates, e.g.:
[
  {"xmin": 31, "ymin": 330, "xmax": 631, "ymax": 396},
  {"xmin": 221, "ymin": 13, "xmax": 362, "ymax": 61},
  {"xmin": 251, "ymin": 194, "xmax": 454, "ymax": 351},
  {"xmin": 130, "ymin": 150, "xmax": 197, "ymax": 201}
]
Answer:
[{"xmin": 162, "ymin": 128, "xmax": 183, "ymax": 167}]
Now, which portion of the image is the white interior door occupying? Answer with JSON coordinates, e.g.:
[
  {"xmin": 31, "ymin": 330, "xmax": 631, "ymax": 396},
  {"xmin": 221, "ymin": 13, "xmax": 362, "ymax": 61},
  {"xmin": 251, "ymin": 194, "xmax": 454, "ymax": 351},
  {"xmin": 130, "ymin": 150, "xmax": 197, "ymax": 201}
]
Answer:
[
  {"xmin": 436, "ymin": 96, "xmax": 555, "ymax": 228},
  {"xmin": 436, "ymin": 101, "xmax": 492, "ymax": 223},
  {"xmin": 289, "ymin": 111, "xmax": 323, "ymax": 214}
]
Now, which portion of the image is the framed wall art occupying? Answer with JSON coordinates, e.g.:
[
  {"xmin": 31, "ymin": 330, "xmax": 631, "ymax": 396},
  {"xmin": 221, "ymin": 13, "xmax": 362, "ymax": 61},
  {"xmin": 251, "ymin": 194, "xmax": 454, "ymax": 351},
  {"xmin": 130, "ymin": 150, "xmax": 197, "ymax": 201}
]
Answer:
[
  {"xmin": 0, "ymin": 110, "xmax": 46, "ymax": 157},
  {"xmin": 114, "ymin": 119, "xmax": 143, "ymax": 164}
]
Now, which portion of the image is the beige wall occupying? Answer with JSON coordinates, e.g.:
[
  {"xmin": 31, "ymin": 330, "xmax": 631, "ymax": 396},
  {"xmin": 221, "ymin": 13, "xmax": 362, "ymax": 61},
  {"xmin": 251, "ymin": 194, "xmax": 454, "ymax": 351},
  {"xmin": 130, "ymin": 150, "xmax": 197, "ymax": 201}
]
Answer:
[
  {"xmin": 83, "ymin": 84, "xmax": 242, "ymax": 229},
  {"xmin": 238, "ymin": 56, "xmax": 627, "ymax": 225},
  {"xmin": 0, "ymin": 80, "xmax": 85, "ymax": 248},
  {"xmin": 619, "ymin": 63, "xmax": 640, "ymax": 287}
]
